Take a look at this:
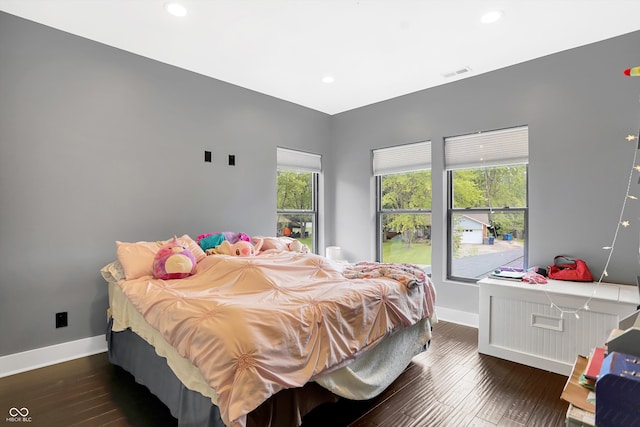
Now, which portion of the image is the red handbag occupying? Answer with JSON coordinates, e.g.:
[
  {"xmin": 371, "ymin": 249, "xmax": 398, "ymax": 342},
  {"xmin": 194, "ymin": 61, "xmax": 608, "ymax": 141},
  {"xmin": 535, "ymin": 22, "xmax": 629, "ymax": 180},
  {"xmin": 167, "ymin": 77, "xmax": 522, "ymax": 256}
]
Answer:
[{"xmin": 547, "ymin": 255, "xmax": 594, "ymax": 282}]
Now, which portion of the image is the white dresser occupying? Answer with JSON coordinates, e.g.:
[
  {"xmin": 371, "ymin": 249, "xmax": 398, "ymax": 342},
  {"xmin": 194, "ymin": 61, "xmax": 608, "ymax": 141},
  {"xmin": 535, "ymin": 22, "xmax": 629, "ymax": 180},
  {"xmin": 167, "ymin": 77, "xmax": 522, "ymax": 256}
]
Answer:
[{"xmin": 478, "ymin": 277, "xmax": 639, "ymax": 376}]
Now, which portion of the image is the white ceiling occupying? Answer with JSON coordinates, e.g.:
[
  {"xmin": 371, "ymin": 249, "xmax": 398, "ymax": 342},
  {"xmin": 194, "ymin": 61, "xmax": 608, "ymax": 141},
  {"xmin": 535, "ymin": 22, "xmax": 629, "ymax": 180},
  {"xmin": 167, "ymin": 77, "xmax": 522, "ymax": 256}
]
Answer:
[{"xmin": 2, "ymin": 0, "xmax": 640, "ymax": 115}]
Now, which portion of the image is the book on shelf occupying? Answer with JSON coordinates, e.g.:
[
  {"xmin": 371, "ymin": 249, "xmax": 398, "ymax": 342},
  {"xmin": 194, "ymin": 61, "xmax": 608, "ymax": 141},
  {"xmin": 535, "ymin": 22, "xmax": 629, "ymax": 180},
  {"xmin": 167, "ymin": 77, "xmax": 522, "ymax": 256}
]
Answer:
[{"xmin": 584, "ymin": 347, "xmax": 606, "ymax": 382}]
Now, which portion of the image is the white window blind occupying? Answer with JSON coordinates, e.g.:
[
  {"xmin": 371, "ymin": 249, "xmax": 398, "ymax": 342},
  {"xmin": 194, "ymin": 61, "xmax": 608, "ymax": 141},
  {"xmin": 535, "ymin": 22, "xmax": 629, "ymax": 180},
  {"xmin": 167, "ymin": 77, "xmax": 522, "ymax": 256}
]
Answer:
[
  {"xmin": 372, "ymin": 141, "xmax": 431, "ymax": 176},
  {"xmin": 277, "ymin": 147, "xmax": 321, "ymax": 173},
  {"xmin": 445, "ymin": 126, "xmax": 529, "ymax": 170}
]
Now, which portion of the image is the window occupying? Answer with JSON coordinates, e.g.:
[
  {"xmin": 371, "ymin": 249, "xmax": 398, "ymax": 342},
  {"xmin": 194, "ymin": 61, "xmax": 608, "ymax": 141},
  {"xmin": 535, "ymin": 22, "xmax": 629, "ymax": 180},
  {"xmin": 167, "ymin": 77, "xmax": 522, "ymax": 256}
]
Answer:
[
  {"xmin": 374, "ymin": 141, "xmax": 432, "ymax": 271},
  {"xmin": 445, "ymin": 126, "xmax": 529, "ymax": 282},
  {"xmin": 276, "ymin": 148, "xmax": 320, "ymax": 253}
]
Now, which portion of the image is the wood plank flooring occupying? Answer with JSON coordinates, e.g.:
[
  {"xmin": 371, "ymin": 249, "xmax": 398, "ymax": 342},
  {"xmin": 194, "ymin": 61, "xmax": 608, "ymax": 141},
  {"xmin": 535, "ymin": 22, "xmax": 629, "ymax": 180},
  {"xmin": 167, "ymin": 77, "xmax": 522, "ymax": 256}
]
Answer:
[{"xmin": 0, "ymin": 321, "xmax": 569, "ymax": 427}]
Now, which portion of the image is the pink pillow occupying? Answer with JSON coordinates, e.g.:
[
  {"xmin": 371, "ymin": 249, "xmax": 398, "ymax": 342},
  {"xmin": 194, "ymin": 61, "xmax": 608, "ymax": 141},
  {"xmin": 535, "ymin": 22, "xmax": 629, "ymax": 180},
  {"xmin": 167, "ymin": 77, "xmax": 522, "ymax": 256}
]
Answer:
[{"xmin": 116, "ymin": 234, "xmax": 205, "ymax": 280}]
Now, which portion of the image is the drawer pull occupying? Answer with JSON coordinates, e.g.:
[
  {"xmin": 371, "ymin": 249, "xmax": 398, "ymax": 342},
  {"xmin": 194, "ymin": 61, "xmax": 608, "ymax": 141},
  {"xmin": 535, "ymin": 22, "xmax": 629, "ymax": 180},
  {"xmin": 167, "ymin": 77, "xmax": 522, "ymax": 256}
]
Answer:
[{"xmin": 531, "ymin": 313, "xmax": 564, "ymax": 332}]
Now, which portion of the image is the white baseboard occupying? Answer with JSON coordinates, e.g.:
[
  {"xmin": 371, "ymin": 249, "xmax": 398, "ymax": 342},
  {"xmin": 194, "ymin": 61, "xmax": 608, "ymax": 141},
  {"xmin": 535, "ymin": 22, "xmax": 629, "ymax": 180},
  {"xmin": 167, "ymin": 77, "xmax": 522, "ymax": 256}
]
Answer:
[
  {"xmin": 435, "ymin": 306, "xmax": 479, "ymax": 328},
  {"xmin": 0, "ymin": 335, "xmax": 107, "ymax": 378}
]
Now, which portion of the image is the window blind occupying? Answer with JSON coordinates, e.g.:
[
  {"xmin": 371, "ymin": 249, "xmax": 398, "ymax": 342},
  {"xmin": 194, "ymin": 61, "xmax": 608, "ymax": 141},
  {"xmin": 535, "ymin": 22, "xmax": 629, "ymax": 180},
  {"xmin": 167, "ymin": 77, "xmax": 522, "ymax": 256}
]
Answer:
[
  {"xmin": 372, "ymin": 141, "xmax": 431, "ymax": 176},
  {"xmin": 277, "ymin": 147, "xmax": 322, "ymax": 173},
  {"xmin": 445, "ymin": 126, "xmax": 528, "ymax": 170}
]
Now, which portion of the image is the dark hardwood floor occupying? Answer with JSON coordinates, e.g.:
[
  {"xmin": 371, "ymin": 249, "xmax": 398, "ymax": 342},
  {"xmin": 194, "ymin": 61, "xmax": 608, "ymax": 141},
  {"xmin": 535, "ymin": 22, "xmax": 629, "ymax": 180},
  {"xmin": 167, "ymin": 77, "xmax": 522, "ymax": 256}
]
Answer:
[{"xmin": 0, "ymin": 321, "xmax": 569, "ymax": 427}]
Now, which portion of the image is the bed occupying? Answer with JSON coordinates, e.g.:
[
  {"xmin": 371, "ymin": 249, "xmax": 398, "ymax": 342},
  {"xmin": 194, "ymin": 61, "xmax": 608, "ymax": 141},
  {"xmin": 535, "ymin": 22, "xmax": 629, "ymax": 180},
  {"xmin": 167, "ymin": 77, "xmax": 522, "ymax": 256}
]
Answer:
[{"xmin": 101, "ymin": 235, "xmax": 437, "ymax": 427}]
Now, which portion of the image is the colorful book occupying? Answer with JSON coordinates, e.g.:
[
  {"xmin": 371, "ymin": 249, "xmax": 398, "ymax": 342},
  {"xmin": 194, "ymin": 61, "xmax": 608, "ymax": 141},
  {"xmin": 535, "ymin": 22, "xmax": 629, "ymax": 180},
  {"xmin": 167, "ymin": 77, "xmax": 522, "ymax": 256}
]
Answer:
[{"xmin": 584, "ymin": 347, "xmax": 606, "ymax": 382}]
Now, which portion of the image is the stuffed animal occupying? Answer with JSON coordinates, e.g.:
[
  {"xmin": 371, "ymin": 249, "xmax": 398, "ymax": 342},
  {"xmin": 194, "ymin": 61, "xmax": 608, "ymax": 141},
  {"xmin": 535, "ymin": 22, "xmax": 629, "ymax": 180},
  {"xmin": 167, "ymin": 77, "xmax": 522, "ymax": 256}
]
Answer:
[
  {"xmin": 287, "ymin": 239, "xmax": 310, "ymax": 253},
  {"xmin": 153, "ymin": 237, "xmax": 197, "ymax": 279},
  {"xmin": 256, "ymin": 236, "xmax": 309, "ymax": 253},
  {"xmin": 198, "ymin": 233, "xmax": 226, "ymax": 251},
  {"xmin": 218, "ymin": 238, "xmax": 263, "ymax": 257},
  {"xmin": 197, "ymin": 232, "xmax": 251, "ymax": 251}
]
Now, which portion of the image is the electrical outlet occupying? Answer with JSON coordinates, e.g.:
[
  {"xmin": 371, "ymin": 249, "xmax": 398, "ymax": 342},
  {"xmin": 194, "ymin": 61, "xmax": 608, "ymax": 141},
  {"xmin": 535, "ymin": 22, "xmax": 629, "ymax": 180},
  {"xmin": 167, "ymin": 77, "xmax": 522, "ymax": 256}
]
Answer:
[
  {"xmin": 55, "ymin": 312, "xmax": 68, "ymax": 328},
  {"xmin": 228, "ymin": 155, "xmax": 235, "ymax": 166},
  {"xmin": 204, "ymin": 150, "xmax": 212, "ymax": 162}
]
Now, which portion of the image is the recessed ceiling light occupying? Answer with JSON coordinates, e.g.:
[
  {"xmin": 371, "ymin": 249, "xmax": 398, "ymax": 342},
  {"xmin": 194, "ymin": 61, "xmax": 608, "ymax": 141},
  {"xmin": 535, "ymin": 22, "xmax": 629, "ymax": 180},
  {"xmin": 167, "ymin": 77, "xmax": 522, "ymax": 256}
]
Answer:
[
  {"xmin": 321, "ymin": 75, "xmax": 335, "ymax": 84},
  {"xmin": 480, "ymin": 10, "xmax": 503, "ymax": 24},
  {"xmin": 165, "ymin": 3, "xmax": 187, "ymax": 17}
]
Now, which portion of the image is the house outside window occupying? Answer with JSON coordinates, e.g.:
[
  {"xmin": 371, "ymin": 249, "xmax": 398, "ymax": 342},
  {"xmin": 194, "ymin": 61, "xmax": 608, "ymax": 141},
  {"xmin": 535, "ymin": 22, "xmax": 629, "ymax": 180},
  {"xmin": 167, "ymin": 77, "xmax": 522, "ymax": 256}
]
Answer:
[
  {"xmin": 445, "ymin": 126, "xmax": 529, "ymax": 282},
  {"xmin": 276, "ymin": 147, "xmax": 321, "ymax": 254},
  {"xmin": 373, "ymin": 141, "xmax": 432, "ymax": 271}
]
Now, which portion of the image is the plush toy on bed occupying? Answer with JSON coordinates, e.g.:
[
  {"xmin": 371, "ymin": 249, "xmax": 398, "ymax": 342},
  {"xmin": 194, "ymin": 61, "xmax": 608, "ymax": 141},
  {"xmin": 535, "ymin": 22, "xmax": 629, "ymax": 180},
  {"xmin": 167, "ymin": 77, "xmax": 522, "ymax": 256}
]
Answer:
[
  {"xmin": 256, "ymin": 236, "xmax": 309, "ymax": 253},
  {"xmin": 197, "ymin": 232, "xmax": 251, "ymax": 251},
  {"xmin": 287, "ymin": 239, "xmax": 310, "ymax": 254},
  {"xmin": 218, "ymin": 237, "xmax": 263, "ymax": 257},
  {"xmin": 153, "ymin": 237, "xmax": 197, "ymax": 279}
]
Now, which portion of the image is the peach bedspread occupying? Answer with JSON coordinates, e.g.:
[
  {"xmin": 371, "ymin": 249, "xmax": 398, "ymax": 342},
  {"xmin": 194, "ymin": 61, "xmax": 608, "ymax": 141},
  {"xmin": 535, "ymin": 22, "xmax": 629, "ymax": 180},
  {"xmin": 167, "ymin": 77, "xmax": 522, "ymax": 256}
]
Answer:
[{"xmin": 117, "ymin": 251, "xmax": 436, "ymax": 427}]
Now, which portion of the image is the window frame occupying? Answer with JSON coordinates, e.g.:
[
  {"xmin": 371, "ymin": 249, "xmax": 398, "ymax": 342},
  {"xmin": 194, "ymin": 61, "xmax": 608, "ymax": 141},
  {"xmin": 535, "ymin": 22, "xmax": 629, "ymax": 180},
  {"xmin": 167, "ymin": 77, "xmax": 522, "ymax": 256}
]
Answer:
[
  {"xmin": 373, "ymin": 141, "xmax": 432, "ymax": 267},
  {"xmin": 276, "ymin": 148, "xmax": 320, "ymax": 254},
  {"xmin": 376, "ymin": 176, "xmax": 432, "ymax": 264},
  {"xmin": 446, "ymin": 170, "xmax": 529, "ymax": 283},
  {"xmin": 444, "ymin": 126, "xmax": 529, "ymax": 283},
  {"xmin": 276, "ymin": 171, "xmax": 318, "ymax": 254}
]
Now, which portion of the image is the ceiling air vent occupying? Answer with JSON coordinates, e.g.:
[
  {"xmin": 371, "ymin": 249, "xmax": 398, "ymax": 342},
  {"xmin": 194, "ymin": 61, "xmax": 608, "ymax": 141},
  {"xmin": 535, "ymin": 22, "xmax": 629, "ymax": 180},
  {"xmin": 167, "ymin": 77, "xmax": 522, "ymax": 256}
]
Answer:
[{"xmin": 442, "ymin": 66, "xmax": 472, "ymax": 78}]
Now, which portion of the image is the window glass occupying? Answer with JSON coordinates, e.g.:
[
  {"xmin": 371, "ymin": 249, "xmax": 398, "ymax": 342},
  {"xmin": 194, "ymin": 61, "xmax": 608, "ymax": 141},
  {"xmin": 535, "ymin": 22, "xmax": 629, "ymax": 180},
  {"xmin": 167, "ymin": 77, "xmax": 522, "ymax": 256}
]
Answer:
[
  {"xmin": 450, "ymin": 210, "xmax": 525, "ymax": 279},
  {"xmin": 381, "ymin": 212, "xmax": 432, "ymax": 266},
  {"xmin": 276, "ymin": 170, "xmax": 316, "ymax": 252},
  {"xmin": 378, "ymin": 169, "xmax": 432, "ymax": 270},
  {"xmin": 452, "ymin": 166, "xmax": 527, "ymax": 209},
  {"xmin": 277, "ymin": 170, "xmax": 313, "ymax": 210}
]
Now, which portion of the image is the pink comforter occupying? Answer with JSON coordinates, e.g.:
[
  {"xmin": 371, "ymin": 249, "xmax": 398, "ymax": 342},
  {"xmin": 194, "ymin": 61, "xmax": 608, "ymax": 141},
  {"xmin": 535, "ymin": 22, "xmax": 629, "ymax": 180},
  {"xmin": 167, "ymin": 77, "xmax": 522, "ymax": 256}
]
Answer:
[{"xmin": 118, "ymin": 251, "xmax": 436, "ymax": 427}]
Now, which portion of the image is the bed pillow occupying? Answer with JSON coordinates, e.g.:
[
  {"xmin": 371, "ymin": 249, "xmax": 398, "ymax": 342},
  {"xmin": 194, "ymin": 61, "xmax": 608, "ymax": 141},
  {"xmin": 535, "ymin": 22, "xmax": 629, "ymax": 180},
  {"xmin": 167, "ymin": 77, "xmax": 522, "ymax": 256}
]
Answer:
[
  {"xmin": 176, "ymin": 235, "xmax": 206, "ymax": 262},
  {"xmin": 257, "ymin": 236, "xmax": 292, "ymax": 251},
  {"xmin": 100, "ymin": 260, "xmax": 126, "ymax": 283},
  {"xmin": 116, "ymin": 234, "xmax": 206, "ymax": 280}
]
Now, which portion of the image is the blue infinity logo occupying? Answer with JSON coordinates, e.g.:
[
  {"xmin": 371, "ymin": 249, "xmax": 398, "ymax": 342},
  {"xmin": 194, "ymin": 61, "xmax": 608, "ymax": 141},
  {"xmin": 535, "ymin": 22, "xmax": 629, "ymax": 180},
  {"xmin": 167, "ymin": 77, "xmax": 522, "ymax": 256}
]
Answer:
[{"xmin": 9, "ymin": 407, "xmax": 29, "ymax": 417}]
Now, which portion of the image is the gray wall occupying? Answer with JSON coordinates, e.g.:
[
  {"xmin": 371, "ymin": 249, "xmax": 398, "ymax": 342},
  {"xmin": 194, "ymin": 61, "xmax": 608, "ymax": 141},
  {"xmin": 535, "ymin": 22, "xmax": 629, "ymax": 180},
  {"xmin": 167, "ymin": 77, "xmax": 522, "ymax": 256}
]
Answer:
[
  {"xmin": 2, "ymin": 11, "xmax": 639, "ymax": 357},
  {"xmin": 327, "ymin": 31, "xmax": 640, "ymax": 313},
  {"xmin": 0, "ymin": 12, "xmax": 330, "ymax": 356}
]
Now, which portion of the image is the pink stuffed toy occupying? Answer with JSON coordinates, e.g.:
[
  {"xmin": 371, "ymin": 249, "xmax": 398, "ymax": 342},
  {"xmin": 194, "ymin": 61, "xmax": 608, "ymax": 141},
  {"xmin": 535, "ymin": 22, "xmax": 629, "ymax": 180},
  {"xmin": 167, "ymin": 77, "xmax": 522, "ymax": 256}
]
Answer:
[
  {"xmin": 153, "ymin": 237, "xmax": 197, "ymax": 279},
  {"xmin": 218, "ymin": 238, "xmax": 263, "ymax": 256}
]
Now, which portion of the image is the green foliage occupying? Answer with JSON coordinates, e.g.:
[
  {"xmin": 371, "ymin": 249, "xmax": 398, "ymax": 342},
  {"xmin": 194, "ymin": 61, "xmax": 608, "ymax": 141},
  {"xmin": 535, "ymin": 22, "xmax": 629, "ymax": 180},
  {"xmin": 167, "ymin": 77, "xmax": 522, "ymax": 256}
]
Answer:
[
  {"xmin": 452, "ymin": 165, "xmax": 527, "ymax": 236},
  {"xmin": 277, "ymin": 171, "xmax": 315, "ymax": 248},
  {"xmin": 381, "ymin": 170, "xmax": 432, "ymax": 209},
  {"xmin": 379, "ymin": 165, "xmax": 526, "ymax": 259},
  {"xmin": 490, "ymin": 212, "xmax": 524, "ymax": 236},
  {"xmin": 452, "ymin": 165, "xmax": 527, "ymax": 209},
  {"xmin": 452, "ymin": 220, "xmax": 463, "ymax": 257},
  {"xmin": 380, "ymin": 171, "xmax": 431, "ymax": 247},
  {"xmin": 277, "ymin": 170, "xmax": 312, "ymax": 210}
]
